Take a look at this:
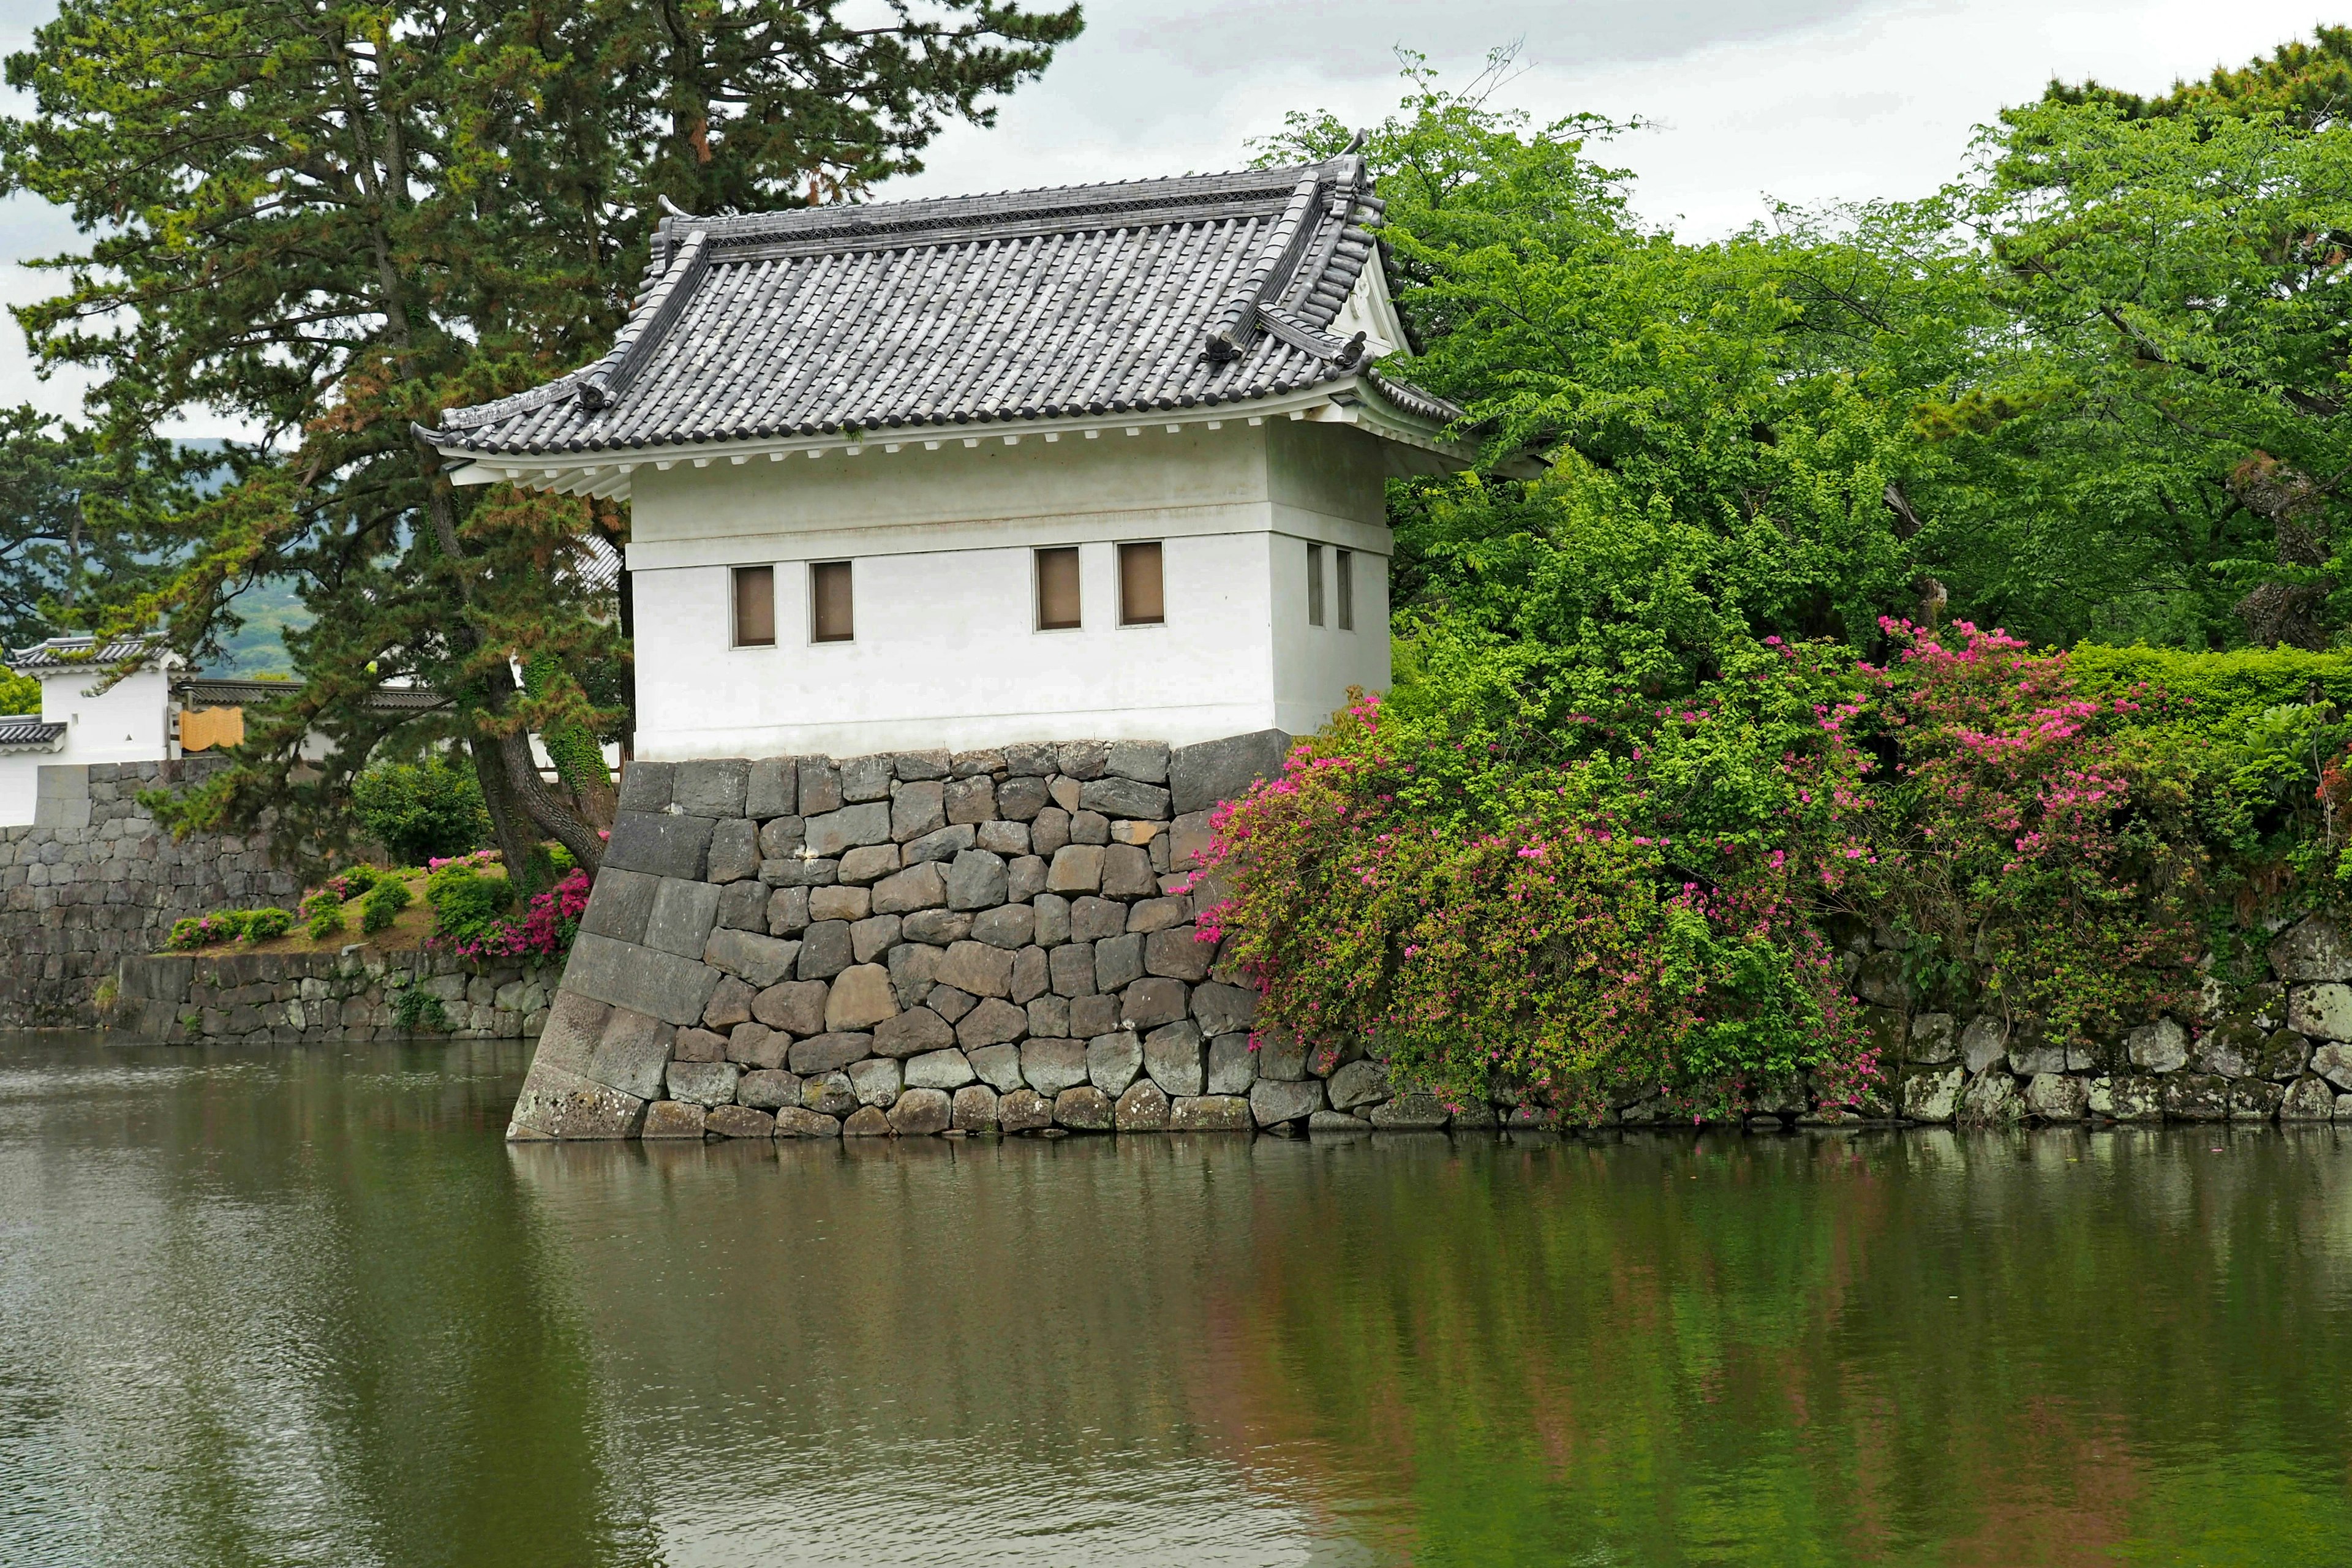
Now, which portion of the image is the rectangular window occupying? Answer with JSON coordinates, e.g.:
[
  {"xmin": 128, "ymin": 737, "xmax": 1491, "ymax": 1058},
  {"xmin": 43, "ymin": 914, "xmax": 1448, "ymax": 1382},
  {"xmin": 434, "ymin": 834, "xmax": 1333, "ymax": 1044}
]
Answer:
[
  {"xmin": 1035, "ymin": 546, "xmax": 1082, "ymax": 631},
  {"xmin": 1336, "ymin": 549, "xmax": 1354, "ymax": 631},
  {"xmin": 1306, "ymin": 543, "xmax": 1325, "ymax": 627},
  {"xmin": 732, "ymin": 565, "xmax": 775, "ymax": 647},
  {"xmin": 810, "ymin": 560, "xmax": 854, "ymax": 643},
  {"xmin": 1118, "ymin": 540, "xmax": 1164, "ymax": 626}
]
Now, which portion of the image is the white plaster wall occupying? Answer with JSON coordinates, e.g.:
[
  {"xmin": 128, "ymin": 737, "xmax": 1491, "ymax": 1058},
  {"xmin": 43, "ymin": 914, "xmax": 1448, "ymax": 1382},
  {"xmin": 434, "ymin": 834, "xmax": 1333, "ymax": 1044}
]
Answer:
[
  {"xmin": 0, "ymin": 763, "xmax": 34, "ymax": 827},
  {"xmin": 37, "ymin": 667, "xmax": 173, "ymax": 763},
  {"xmin": 626, "ymin": 418, "xmax": 1399, "ymax": 758}
]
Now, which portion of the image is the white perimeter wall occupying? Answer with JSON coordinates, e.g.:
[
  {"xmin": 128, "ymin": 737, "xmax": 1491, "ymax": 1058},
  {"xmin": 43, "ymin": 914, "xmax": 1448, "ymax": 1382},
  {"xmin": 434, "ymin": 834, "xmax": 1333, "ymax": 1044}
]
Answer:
[
  {"xmin": 625, "ymin": 418, "xmax": 1398, "ymax": 758},
  {"xmin": 0, "ymin": 667, "xmax": 175, "ymax": 827}
]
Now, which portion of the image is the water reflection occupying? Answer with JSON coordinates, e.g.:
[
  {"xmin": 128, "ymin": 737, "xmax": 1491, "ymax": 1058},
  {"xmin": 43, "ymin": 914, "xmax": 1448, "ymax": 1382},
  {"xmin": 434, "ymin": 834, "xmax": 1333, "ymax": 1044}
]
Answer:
[{"xmin": 4, "ymin": 1033, "xmax": 2350, "ymax": 1566}]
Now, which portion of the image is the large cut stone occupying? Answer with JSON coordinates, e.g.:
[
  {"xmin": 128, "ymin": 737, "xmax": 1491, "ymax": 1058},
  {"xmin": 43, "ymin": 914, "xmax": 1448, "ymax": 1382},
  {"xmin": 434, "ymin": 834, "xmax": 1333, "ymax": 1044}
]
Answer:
[
  {"xmin": 706, "ymin": 819, "xmax": 760, "ymax": 884},
  {"xmin": 1327, "ymin": 1057, "xmax": 1390, "ymax": 1110},
  {"xmin": 2271, "ymin": 917, "xmax": 2352, "ymax": 982},
  {"xmin": 1170, "ymin": 729, "xmax": 1287, "ymax": 814},
  {"xmin": 1959, "ymin": 1016, "xmax": 2008, "ymax": 1074},
  {"xmin": 999, "ymin": 1088, "xmax": 1055, "ymax": 1131},
  {"xmin": 507, "ymin": 1060, "xmax": 647, "ymax": 1139},
  {"xmin": 1116, "ymin": 1079, "xmax": 1172, "ymax": 1130},
  {"xmin": 2289, "ymin": 984, "xmax": 2352, "ymax": 1042},
  {"xmin": 1099, "ymin": 844, "xmax": 1157, "ymax": 898},
  {"xmin": 906, "ymin": 1047, "xmax": 976, "ymax": 1090},
  {"xmin": 1256, "ymin": 1031, "xmax": 1307, "ymax": 1082},
  {"xmin": 1143, "ymin": 1020, "xmax": 1205, "ymax": 1096},
  {"xmin": 805, "ymin": 802, "xmax": 891, "ymax": 858},
  {"xmin": 2231, "ymin": 1079, "xmax": 2286, "ymax": 1120},
  {"xmin": 1900, "ymin": 1065, "xmax": 1962, "ymax": 1123},
  {"xmin": 726, "ymin": 1022, "xmax": 788, "ymax": 1070},
  {"xmin": 581, "ymin": 1005, "xmax": 674, "ymax": 1099},
  {"xmin": 752, "ymin": 979, "xmax": 829, "ymax": 1036},
  {"xmin": 2282, "ymin": 1076, "xmax": 2337, "ymax": 1120},
  {"xmin": 972, "ymin": 905, "xmax": 1035, "ymax": 951},
  {"xmin": 1206, "ymin": 1033, "xmax": 1256, "ymax": 1095},
  {"xmin": 998, "ymin": 775, "xmax": 1050, "ymax": 819},
  {"xmin": 1370, "ymin": 1093, "xmax": 1448, "ymax": 1130},
  {"xmin": 1054, "ymin": 1085, "xmax": 1115, "ymax": 1131},
  {"xmin": 2127, "ymin": 1017, "xmax": 2190, "ymax": 1072},
  {"xmin": 1095, "ymin": 934, "xmax": 1144, "ymax": 993},
  {"xmin": 802, "ymin": 1072, "xmax": 858, "ymax": 1117},
  {"xmin": 1191, "ymin": 982, "xmax": 1255, "ymax": 1038},
  {"xmin": 666, "ymin": 1058, "xmax": 739, "ymax": 1106},
  {"xmin": 2310, "ymin": 1041, "xmax": 2352, "ymax": 1090},
  {"xmin": 872, "ymin": 862, "xmax": 946, "ymax": 914},
  {"xmin": 1021, "ymin": 1038, "xmax": 1088, "ymax": 1095},
  {"xmin": 642, "ymin": 1100, "xmax": 708, "ymax": 1139},
  {"xmin": 737, "ymin": 1068, "xmax": 804, "ymax": 1109},
  {"xmin": 1046, "ymin": 844, "xmax": 1104, "ymax": 894},
  {"xmin": 1144, "ymin": 926, "xmax": 1213, "ymax": 982},
  {"xmin": 1250, "ymin": 1077, "xmax": 1324, "ymax": 1126},
  {"xmin": 841, "ymin": 753, "xmax": 894, "ymax": 801},
  {"xmin": 715, "ymin": 880, "xmax": 769, "ymax": 935},
  {"xmin": 565, "ymin": 934, "xmax": 720, "ymax": 1027},
  {"xmin": 789, "ymin": 1032, "xmax": 873, "ymax": 1074},
  {"xmin": 706, "ymin": 1104, "xmax": 774, "ymax": 1139},
  {"xmin": 643, "ymin": 878, "xmax": 723, "ymax": 959},
  {"xmin": 797, "ymin": 921, "xmax": 854, "ymax": 979},
  {"xmin": 578, "ymin": 867, "xmax": 660, "ymax": 944},
  {"xmin": 968, "ymin": 1042, "xmax": 1025, "ymax": 1092},
  {"xmin": 892, "ymin": 780, "xmax": 946, "ymax": 842},
  {"xmin": 848, "ymin": 1056, "xmax": 902, "ymax": 1107},
  {"xmin": 1087, "ymin": 1030, "xmax": 1143, "ymax": 1094},
  {"xmin": 1121, "ymin": 978, "xmax": 1188, "ymax": 1030},
  {"xmin": 703, "ymin": 927, "xmax": 800, "ymax": 988},
  {"xmin": 945, "ymin": 849, "xmax": 1009, "ymax": 910},
  {"xmin": 873, "ymin": 1006, "xmax": 956, "ymax": 1058},
  {"xmin": 774, "ymin": 1106, "xmax": 843, "ymax": 1138},
  {"xmin": 1049, "ymin": 943, "xmax": 1098, "ymax": 998},
  {"xmin": 531, "ymin": 989, "xmax": 611, "ymax": 1076},
  {"xmin": 1069, "ymin": 897, "xmax": 1125, "ymax": 942},
  {"xmin": 617, "ymin": 760, "xmax": 674, "ymax": 813},
  {"xmin": 747, "ymin": 757, "xmax": 797, "ymax": 818},
  {"xmin": 672, "ymin": 757, "xmax": 750, "ymax": 818},
  {"xmin": 956, "ymin": 997, "xmax": 1028, "ymax": 1049},
  {"xmin": 603, "ymin": 812, "xmax": 716, "ymax": 880},
  {"xmin": 2164, "ymin": 1073, "xmax": 2231, "ymax": 1121},
  {"xmin": 890, "ymin": 1088, "xmax": 952, "ymax": 1135},
  {"xmin": 1169, "ymin": 1095, "xmax": 1251, "ymax": 1131},
  {"xmin": 826, "ymin": 964, "xmax": 899, "ymax": 1031},
  {"xmin": 936, "ymin": 940, "xmax": 1016, "ymax": 998},
  {"xmin": 952, "ymin": 1084, "xmax": 1000, "ymax": 1131},
  {"xmin": 2025, "ymin": 1072, "xmax": 2087, "ymax": 1121}
]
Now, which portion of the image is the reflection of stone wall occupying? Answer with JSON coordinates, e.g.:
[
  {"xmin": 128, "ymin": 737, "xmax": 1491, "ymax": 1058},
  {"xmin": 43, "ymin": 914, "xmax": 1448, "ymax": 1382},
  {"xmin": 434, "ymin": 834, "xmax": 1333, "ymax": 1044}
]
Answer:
[
  {"xmin": 0, "ymin": 760, "xmax": 300, "ymax": 1028},
  {"xmin": 1846, "ymin": 916, "xmax": 2352, "ymax": 1128},
  {"xmin": 117, "ymin": 948, "xmax": 558, "ymax": 1044}
]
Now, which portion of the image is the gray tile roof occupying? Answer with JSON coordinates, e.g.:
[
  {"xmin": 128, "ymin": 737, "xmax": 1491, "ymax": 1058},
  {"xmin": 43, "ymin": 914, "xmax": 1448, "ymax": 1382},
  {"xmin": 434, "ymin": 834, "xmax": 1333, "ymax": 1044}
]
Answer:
[
  {"xmin": 426, "ymin": 154, "xmax": 1463, "ymax": 460},
  {"xmin": 8, "ymin": 635, "xmax": 162, "ymax": 672},
  {"xmin": 0, "ymin": 715, "xmax": 66, "ymax": 752},
  {"xmin": 181, "ymin": 677, "xmax": 447, "ymax": 714}
]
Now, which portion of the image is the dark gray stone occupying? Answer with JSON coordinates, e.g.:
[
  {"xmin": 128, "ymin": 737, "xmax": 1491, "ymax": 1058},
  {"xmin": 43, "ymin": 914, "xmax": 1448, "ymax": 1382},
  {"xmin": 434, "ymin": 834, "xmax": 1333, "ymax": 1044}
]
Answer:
[
  {"xmin": 951, "ymin": 749, "xmax": 1002, "ymax": 778},
  {"xmin": 1144, "ymin": 925, "xmax": 1213, "ymax": 981},
  {"xmin": 1122, "ymin": 977, "xmax": 1188, "ymax": 1030},
  {"xmin": 972, "ymin": 905, "xmax": 1035, "ymax": 950},
  {"xmin": 872, "ymin": 861, "xmax": 947, "ymax": 914},
  {"xmin": 1327, "ymin": 1057, "xmax": 1389, "ymax": 1110},
  {"xmin": 1250, "ymin": 1077, "xmax": 1324, "ymax": 1126},
  {"xmin": 1086, "ymin": 1030, "xmax": 1142, "ymax": 1094},
  {"xmin": 673, "ymin": 758, "xmax": 750, "ymax": 819},
  {"xmin": 716, "ymin": 878, "xmax": 769, "ymax": 933},
  {"xmin": 1070, "ymin": 896, "xmax": 1126, "ymax": 942},
  {"xmin": 851, "ymin": 914, "xmax": 900, "ymax": 964},
  {"xmin": 889, "ymin": 1087, "xmax": 953, "ymax": 1135},
  {"xmin": 582, "ymin": 1004, "xmax": 674, "ymax": 1099},
  {"xmin": 1143, "ymin": 1019, "xmax": 1204, "ymax": 1096},
  {"xmin": 1095, "ymin": 933, "xmax": 1144, "ymax": 993},
  {"xmin": 1033, "ymin": 893, "xmax": 1071, "ymax": 946},
  {"xmin": 928, "ymin": 986, "xmax": 977, "ymax": 1023},
  {"xmin": 642, "ymin": 877, "xmax": 723, "ymax": 959},
  {"xmin": 1021, "ymin": 1038, "xmax": 1088, "ymax": 1095},
  {"xmin": 848, "ymin": 1055, "xmax": 902, "ymax": 1107},
  {"xmin": 969, "ymin": 1041, "xmax": 1027, "ymax": 1092},
  {"xmin": 905, "ymin": 824, "xmax": 978, "ymax": 865},
  {"xmin": 1310, "ymin": 1110, "xmax": 1373, "ymax": 1136},
  {"xmin": 747, "ymin": 757, "xmax": 797, "ymax": 818},
  {"xmin": 1116, "ymin": 1079, "xmax": 1172, "ymax": 1130},
  {"xmin": 617, "ymin": 761, "xmax": 675, "ymax": 813},
  {"xmin": 838, "ymin": 844, "xmax": 900, "ymax": 886},
  {"xmin": 1255, "ymin": 1030, "xmax": 1307, "ymax": 1082},
  {"xmin": 1057, "ymin": 741, "xmax": 1109, "ymax": 780},
  {"xmin": 579, "ymin": 867, "xmax": 660, "ymax": 944},
  {"xmin": 1006, "ymin": 854, "xmax": 1047, "ymax": 903},
  {"xmin": 892, "ymin": 781, "xmax": 946, "ymax": 842},
  {"xmin": 1369, "ymin": 1093, "xmax": 1448, "ymax": 1130},
  {"xmin": 1105, "ymin": 740, "xmax": 1170, "ymax": 783},
  {"xmin": 1191, "ymin": 982, "xmax": 1255, "ymax": 1037},
  {"xmin": 945, "ymin": 776, "xmax": 995, "ymax": 825},
  {"xmin": 789, "ymin": 1031, "xmax": 873, "ymax": 1074},
  {"xmin": 1010, "ymin": 946, "xmax": 1049, "ymax": 1006},
  {"xmin": 1054, "ymin": 1085, "xmax": 1115, "ymax": 1131},
  {"xmin": 703, "ymin": 927, "xmax": 800, "ymax": 988},
  {"xmin": 1026, "ymin": 995, "xmax": 1071, "ymax": 1038},
  {"xmin": 888, "ymin": 943, "xmax": 939, "ymax": 1008},
  {"xmin": 759, "ymin": 854, "xmax": 836, "ymax": 888},
  {"xmin": 758, "ymin": 816, "xmax": 807, "ymax": 859},
  {"xmin": 1049, "ymin": 941, "xmax": 1096, "ymax": 997},
  {"xmin": 802, "ymin": 1071, "xmax": 859, "ymax": 1117},
  {"xmin": 1126, "ymin": 896, "xmax": 1188, "ymax": 934},
  {"xmin": 1206, "ymin": 1032, "xmax": 1256, "ymax": 1094},
  {"xmin": 1031, "ymin": 807, "xmax": 1072, "ymax": 858},
  {"xmin": 728, "ymin": 1022, "xmax": 789, "ymax": 1070},
  {"xmin": 752, "ymin": 979, "xmax": 829, "ymax": 1036},
  {"xmin": 905, "ymin": 1047, "xmax": 976, "ymax": 1090},
  {"xmin": 897, "ymin": 749, "xmax": 952, "ymax": 781},
  {"xmin": 1005, "ymin": 741, "xmax": 1056, "ymax": 777},
  {"xmin": 806, "ymin": 802, "xmax": 891, "ymax": 858},
  {"xmin": 956, "ymin": 997, "xmax": 1028, "ymax": 1049},
  {"xmin": 603, "ymin": 812, "xmax": 716, "ymax": 880},
  {"xmin": 1070, "ymin": 994, "xmax": 1120, "ymax": 1038},
  {"xmin": 1071, "ymin": 810, "xmax": 1110, "ymax": 846},
  {"xmin": 936, "ymin": 940, "xmax": 1015, "ymax": 998},
  {"xmin": 1080, "ymin": 776, "xmax": 1170, "ymax": 821},
  {"xmin": 946, "ymin": 849, "xmax": 1009, "ymax": 910},
  {"xmin": 565, "ymin": 934, "xmax": 720, "ymax": 1027},
  {"xmin": 799, "ymin": 760, "xmax": 843, "ymax": 815},
  {"xmin": 997, "ymin": 776, "xmax": 1050, "ymax": 821},
  {"xmin": 841, "ymin": 755, "xmax": 894, "ymax": 803},
  {"xmin": 1170, "ymin": 729, "xmax": 1288, "ymax": 815},
  {"xmin": 798, "ymin": 921, "xmax": 854, "ymax": 979},
  {"xmin": 873, "ymin": 1006, "xmax": 956, "ymax": 1058}
]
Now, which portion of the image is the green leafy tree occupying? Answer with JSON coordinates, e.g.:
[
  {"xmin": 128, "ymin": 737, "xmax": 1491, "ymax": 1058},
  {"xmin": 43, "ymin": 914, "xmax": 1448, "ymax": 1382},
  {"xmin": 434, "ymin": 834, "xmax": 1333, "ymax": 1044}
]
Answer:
[
  {"xmin": 350, "ymin": 753, "xmax": 492, "ymax": 867},
  {"xmin": 0, "ymin": 0, "xmax": 1081, "ymax": 883}
]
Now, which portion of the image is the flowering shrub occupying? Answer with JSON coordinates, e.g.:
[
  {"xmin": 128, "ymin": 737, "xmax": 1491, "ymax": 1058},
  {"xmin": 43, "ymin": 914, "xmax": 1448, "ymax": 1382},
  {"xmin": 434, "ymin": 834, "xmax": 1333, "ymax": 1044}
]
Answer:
[
  {"xmin": 238, "ymin": 907, "xmax": 295, "ymax": 943},
  {"xmin": 168, "ymin": 910, "xmax": 255, "ymax": 950},
  {"xmin": 427, "ymin": 864, "xmax": 589, "ymax": 961},
  {"xmin": 300, "ymin": 889, "xmax": 345, "ymax": 941},
  {"xmin": 359, "ymin": 876, "xmax": 412, "ymax": 935},
  {"xmin": 1200, "ymin": 655, "xmax": 1885, "ymax": 1123}
]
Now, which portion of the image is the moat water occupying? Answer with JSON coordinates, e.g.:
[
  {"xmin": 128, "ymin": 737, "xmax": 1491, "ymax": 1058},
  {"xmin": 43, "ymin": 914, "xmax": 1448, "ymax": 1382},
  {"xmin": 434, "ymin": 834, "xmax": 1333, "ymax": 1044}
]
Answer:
[{"xmin": 4, "ymin": 1031, "xmax": 2350, "ymax": 1567}]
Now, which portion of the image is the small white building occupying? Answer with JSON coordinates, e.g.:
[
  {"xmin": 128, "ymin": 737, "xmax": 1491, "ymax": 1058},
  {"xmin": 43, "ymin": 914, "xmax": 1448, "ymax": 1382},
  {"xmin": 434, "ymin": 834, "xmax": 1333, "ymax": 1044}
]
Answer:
[
  {"xmin": 428, "ymin": 153, "xmax": 1507, "ymax": 759},
  {"xmin": 0, "ymin": 637, "xmax": 183, "ymax": 826}
]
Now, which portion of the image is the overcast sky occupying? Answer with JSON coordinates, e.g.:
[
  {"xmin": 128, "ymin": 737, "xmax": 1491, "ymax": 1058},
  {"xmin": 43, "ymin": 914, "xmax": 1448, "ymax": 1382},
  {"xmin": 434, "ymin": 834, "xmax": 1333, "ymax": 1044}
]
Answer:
[{"xmin": 0, "ymin": 0, "xmax": 2329, "ymax": 434}]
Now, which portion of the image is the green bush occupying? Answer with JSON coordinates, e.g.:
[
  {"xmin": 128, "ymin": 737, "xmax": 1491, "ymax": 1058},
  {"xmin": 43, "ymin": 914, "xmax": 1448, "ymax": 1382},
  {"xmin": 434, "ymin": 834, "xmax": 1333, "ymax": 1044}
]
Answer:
[
  {"xmin": 239, "ymin": 907, "xmax": 295, "ymax": 943},
  {"xmin": 424, "ymin": 862, "xmax": 514, "ymax": 951},
  {"xmin": 0, "ymin": 667, "xmax": 38, "ymax": 716},
  {"xmin": 168, "ymin": 910, "xmax": 252, "ymax": 949},
  {"xmin": 392, "ymin": 987, "xmax": 450, "ymax": 1033},
  {"xmin": 360, "ymin": 876, "xmax": 412, "ymax": 935},
  {"xmin": 300, "ymin": 889, "xmax": 345, "ymax": 941},
  {"xmin": 351, "ymin": 753, "xmax": 491, "ymax": 866}
]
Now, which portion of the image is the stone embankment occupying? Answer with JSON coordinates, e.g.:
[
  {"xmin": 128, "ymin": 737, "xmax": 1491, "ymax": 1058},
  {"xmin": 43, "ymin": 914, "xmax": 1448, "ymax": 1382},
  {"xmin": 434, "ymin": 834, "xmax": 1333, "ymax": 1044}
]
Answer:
[
  {"xmin": 1858, "ymin": 916, "xmax": 2352, "ymax": 1127},
  {"xmin": 116, "ymin": 948, "xmax": 560, "ymax": 1044},
  {"xmin": 3, "ymin": 759, "xmax": 300, "ymax": 1027}
]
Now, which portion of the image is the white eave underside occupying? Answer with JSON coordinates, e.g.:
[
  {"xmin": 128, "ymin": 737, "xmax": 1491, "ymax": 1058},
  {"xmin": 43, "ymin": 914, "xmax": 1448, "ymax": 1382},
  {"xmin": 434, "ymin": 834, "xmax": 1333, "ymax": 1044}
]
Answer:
[{"xmin": 443, "ymin": 377, "xmax": 1522, "ymax": 502}]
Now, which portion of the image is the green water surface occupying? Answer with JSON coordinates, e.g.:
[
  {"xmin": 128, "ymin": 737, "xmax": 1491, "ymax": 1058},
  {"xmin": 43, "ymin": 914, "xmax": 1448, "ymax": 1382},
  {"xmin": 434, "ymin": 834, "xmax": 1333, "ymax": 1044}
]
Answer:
[{"xmin": 2, "ymin": 1032, "xmax": 2348, "ymax": 1567}]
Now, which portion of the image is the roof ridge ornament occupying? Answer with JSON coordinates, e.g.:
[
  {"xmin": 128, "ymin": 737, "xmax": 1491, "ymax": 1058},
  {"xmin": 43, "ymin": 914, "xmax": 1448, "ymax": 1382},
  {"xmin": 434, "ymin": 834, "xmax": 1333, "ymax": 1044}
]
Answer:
[{"xmin": 578, "ymin": 228, "xmax": 712, "ymax": 412}]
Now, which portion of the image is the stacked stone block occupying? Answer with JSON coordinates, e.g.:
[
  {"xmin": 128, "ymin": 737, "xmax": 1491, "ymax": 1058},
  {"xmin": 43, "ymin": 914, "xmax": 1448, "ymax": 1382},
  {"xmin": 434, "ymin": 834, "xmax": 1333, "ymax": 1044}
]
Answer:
[
  {"xmin": 0, "ymin": 760, "xmax": 300, "ymax": 1027},
  {"xmin": 510, "ymin": 733, "xmax": 1411, "ymax": 1140},
  {"xmin": 116, "ymin": 948, "xmax": 557, "ymax": 1044}
]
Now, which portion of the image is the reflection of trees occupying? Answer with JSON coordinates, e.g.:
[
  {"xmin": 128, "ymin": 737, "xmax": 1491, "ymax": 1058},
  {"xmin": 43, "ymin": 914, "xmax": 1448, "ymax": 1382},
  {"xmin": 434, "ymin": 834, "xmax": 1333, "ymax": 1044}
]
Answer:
[{"xmin": 0, "ymin": 1036, "xmax": 636, "ymax": 1567}]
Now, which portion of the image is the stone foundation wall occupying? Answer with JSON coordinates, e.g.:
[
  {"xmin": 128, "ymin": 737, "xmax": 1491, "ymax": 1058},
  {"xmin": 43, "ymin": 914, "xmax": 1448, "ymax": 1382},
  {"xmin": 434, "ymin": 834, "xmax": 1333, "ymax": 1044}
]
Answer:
[
  {"xmin": 1, "ymin": 760, "xmax": 301, "ymax": 1028},
  {"xmin": 115, "ymin": 948, "xmax": 559, "ymax": 1044}
]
